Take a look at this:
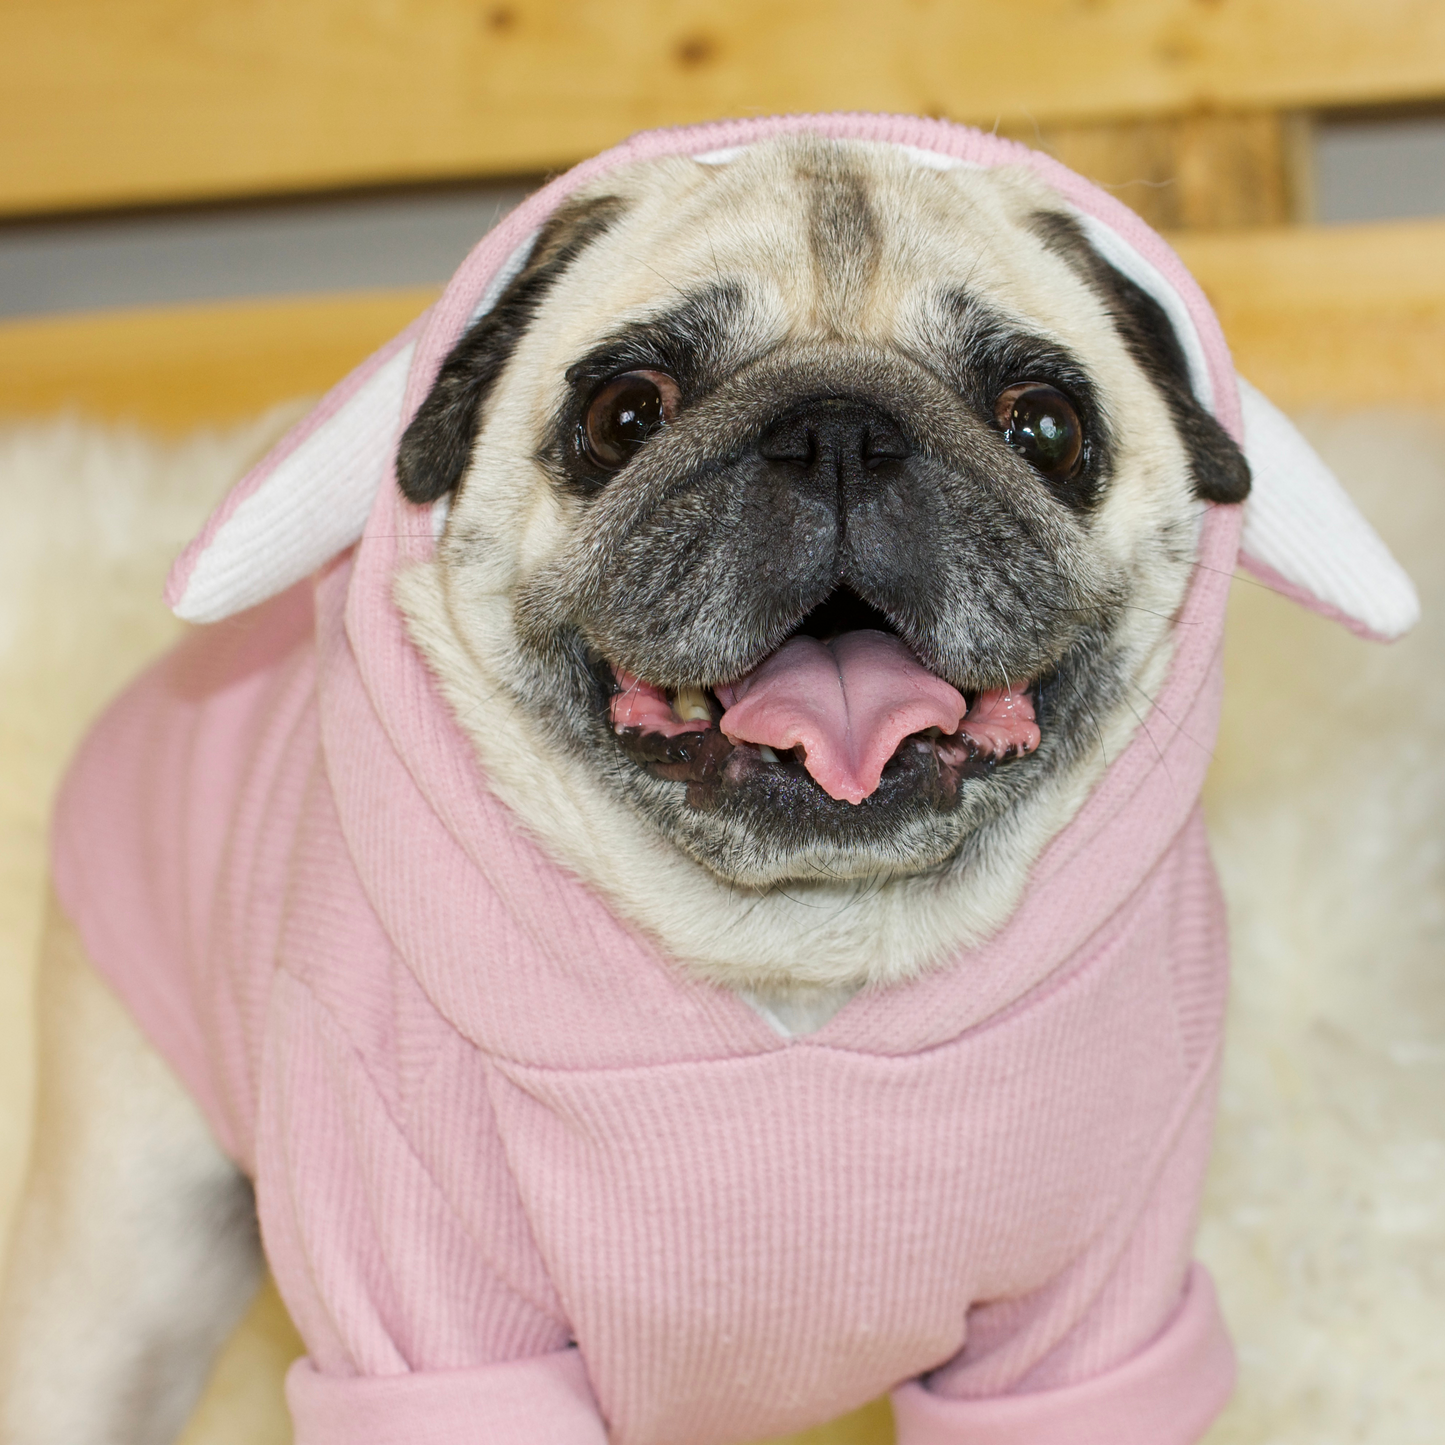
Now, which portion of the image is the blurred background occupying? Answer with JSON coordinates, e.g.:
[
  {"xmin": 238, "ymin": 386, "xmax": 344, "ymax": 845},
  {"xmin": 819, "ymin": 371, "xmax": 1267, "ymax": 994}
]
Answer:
[
  {"xmin": 1, "ymin": 5, "xmax": 1442, "ymax": 1445},
  {"xmin": 4, "ymin": 0, "xmax": 1445, "ymax": 423}
]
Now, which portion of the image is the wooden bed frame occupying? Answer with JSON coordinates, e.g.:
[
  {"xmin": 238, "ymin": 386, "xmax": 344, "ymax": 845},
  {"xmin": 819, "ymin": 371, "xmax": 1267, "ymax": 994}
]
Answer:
[{"xmin": 3, "ymin": 0, "xmax": 1444, "ymax": 428}]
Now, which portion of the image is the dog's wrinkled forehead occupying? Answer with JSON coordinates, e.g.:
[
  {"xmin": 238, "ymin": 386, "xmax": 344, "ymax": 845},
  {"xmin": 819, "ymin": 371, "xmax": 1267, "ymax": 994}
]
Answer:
[
  {"xmin": 530, "ymin": 136, "xmax": 1115, "ymax": 375},
  {"xmin": 397, "ymin": 131, "xmax": 1247, "ymax": 514}
]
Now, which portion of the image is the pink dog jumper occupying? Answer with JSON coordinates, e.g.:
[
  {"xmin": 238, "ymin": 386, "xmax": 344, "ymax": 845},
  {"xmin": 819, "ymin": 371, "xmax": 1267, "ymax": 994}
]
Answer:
[{"xmin": 50, "ymin": 115, "xmax": 1417, "ymax": 1445}]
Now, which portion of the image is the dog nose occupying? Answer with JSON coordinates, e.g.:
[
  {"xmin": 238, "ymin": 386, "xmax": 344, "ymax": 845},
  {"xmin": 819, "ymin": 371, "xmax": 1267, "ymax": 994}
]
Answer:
[{"xmin": 758, "ymin": 400, "xmax": 911, "ymax": 493}]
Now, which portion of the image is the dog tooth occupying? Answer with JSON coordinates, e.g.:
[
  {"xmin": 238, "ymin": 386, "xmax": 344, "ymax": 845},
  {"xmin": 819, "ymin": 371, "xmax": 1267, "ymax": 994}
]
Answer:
[
  {"xmin": 673, "ymin": 685, "xmax": 713, "ymax": 723},
  {"xmin": 758, "ymin": 745, "xmax": 781, "ymax": 763}
]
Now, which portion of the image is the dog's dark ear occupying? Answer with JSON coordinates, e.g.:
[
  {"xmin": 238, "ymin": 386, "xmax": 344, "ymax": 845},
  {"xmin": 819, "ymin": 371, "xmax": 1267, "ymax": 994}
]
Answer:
[
  {"xmin": 396, "ymin": 194, "xmax": 628, "ymax": 504},
  {"xmin": 1032, "ymin": 211, "xmax": 1250, "ymax": 505}
]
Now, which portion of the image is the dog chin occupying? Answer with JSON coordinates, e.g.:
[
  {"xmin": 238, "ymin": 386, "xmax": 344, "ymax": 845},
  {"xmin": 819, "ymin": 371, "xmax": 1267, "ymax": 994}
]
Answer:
[{"xmin": 393, "ymin": 560, "xmax": 1156, "ymax": 997}]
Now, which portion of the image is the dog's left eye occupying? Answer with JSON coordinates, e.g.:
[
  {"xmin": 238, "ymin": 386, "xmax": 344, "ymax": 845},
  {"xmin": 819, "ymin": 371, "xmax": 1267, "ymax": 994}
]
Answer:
[
  {"xmin": 582, "ymin": 370, "xmax": 681, "ymax": 469},
  {"xmin": 994, "ymin": 383, "xmax": 1083, "ymax": 480}
]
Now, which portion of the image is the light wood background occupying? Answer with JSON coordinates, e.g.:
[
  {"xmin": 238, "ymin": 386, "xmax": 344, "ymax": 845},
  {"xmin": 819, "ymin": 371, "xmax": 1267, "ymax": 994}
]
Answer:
[
  {"xmin": 5, "ymin": 0, "xmax": 1445, "ymax": 423},
  {"xmin": 6, "ymin": 0, "xmax": 1445, "ymax": 215},
  {"xmin": 6, "ymin": 215, "xmax": 1445, "ymax": 431}
]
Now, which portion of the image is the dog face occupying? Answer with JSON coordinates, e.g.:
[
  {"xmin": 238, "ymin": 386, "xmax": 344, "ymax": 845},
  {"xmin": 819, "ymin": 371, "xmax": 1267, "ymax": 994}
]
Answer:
[{"xmin": 396, "ymin": 136, "xmax": 1247, "ymax": 898}]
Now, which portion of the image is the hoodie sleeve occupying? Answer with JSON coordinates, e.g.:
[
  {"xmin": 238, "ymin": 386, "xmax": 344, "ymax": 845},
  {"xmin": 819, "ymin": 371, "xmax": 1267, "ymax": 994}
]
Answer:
[
  {"xmin": 50, "ymin": 583, "xmax": 321, "ymax": 1172},
  {"xmin": 892, "ymin": 1265, "xmax": 1233, "ymax": 1445},
  {"xmin": 891, "ymin": 809, "xmax": 1235, "ymax": 1445},
  {"xmin": 256, "ymin": 968, "xmax": 608, "ymax": 1445},
  {"xmin": 284, "ymin": 1350, "xmax": 608, "ymax": 1445}
]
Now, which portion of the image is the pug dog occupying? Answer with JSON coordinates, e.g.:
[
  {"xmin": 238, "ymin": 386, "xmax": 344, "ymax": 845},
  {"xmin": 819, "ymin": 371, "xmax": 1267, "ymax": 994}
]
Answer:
[
  {"xmin": 0, "ymin": 128, "xmax": 1256, "ymax": 1445},
  {"xmin": 395, "ymin": 135, "xmax": 1247, "ymax": 1022}
]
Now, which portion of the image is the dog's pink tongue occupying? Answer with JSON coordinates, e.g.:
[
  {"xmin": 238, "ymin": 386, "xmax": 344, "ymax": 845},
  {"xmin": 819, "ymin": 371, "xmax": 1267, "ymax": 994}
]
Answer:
[{"xmin": 718, "ymin": 631, "xmax": 968, "ymax": 804}]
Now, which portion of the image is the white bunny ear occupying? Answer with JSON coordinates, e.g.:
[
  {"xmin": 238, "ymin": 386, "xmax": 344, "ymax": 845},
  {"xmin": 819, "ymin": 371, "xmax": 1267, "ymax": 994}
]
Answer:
[
  {"xmin": 1236, "ymin": 378, "xmax": 1420, "ymax": 642},
  {"xmin": 166, "ymin": 334, "xmax": 418, "ymax": 623},
  {"xmin": 1063, "ymin": 213, "xmax": 1417, "ymax": 642},
  {"xmin": 165, "ymin": 229, "xmax": 542, "ymax": 625}
]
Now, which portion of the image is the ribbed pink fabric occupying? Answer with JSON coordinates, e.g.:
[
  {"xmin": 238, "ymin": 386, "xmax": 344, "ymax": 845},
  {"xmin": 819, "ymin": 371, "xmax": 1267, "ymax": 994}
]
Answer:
[
  {"xmin": 53, "ymin": 115, "xmax": 1255, "ymax": 1445},
  {"xmin": 893, "ymin": 1267, "xmax": 1233, "ymax": 1445},
  {"xmin": 286, "ymin": 1348, "xmax": 610, "ymax": 1445}
]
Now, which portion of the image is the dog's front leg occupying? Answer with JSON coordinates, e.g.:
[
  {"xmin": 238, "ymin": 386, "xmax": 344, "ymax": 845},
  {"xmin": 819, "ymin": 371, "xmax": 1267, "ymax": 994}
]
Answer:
[{"xmin": 0, "ymin": 896, "xmax": 262, "ymax": 1445}]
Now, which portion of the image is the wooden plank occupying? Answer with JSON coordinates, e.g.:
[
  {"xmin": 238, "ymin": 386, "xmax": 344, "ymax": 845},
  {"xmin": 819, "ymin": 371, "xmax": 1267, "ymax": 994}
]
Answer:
[
  {"xmin": 1015, "ymin": 111, "xmax": 1297, "ymax": 232},
  {"xmin": 2, "ymin": 218, "xmax": 1443, "ymax": 432},
  {"xmin": 1173, "ymin": 217, "xmax": 1445, "ymax": 409},
  {"xmin": 0, "ymin": 290, "xmax": 438, "ymax": 431},
  {"xmin": 6, "ymin": 0, "xmax": 1445, "ymax": 215}
]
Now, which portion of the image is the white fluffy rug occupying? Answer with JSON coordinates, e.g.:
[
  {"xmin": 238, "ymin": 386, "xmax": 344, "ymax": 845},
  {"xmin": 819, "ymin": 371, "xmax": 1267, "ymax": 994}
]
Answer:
[
  {"xmin": 0, "ymin": 407, "xmax": 1440, "ymax": 1445},
  {"xmin": 1199, "ymin": 413, "xmax": 1445, "ymax": 1445}
]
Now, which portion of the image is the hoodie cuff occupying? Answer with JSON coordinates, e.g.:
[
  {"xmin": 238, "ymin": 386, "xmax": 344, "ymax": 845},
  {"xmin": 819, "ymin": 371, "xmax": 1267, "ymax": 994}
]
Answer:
[
  {"xmin": 285, "ymin": 1346, "xmax": 608, "ymax": 1445},
  {"xmin": 891, "ymin": 1265, "xmax": 1234, "ymax": 1445}
]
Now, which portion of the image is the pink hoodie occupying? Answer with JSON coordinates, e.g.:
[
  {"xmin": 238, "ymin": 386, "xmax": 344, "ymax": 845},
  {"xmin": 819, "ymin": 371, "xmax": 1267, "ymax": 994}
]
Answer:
[{"xmin": 51, "ymin": 115, "xmax": 1416, "ymax": 1445}]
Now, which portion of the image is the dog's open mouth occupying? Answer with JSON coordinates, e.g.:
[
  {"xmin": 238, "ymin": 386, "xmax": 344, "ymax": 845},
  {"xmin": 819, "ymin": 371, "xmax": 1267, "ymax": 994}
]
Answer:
[{"xmin": 608, "ymin": 589, "xmax": 1040, "ymax": 805}]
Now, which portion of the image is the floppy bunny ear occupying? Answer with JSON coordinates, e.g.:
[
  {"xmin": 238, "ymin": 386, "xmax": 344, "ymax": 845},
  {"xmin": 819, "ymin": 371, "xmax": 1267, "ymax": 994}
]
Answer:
[
  {"xmin": 1065, "ymin": 211, "xmax": 1418, "ymax": 643},
  {"xmin": 168, "ymin": 117, "xmax": 1419, "ymax": 643},
  {"xmin": 1235, "ymin": 378, "xmax": 1420, "ymax": 641},
  {"xmin": 165, "ymin": 230, "xmax": 541, "ymax": 625},
  {"xmin": 165, "ymin": 332, "xmax": 418, "ymax": 623}
]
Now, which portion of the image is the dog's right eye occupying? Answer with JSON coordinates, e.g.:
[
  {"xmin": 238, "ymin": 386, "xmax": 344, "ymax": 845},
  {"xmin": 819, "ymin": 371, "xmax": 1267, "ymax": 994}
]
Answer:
[
  {"xmin": 993, "ymin": 383, "xmax": 1083, "ymax": 481},
  {"xmin": 582, "ymin": 370, "xmax": 680, "ymax": 470}
]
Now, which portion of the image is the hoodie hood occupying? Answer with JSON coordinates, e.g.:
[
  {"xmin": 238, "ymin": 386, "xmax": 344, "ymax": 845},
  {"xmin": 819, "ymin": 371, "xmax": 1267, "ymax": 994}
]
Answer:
[
  {"xmin": 165, "ymin": 112, "xmax": 1417, "ymax": 645},
  {"xmin": 156, "ymin": 113, "xmax": 1416, "ymax": 1055}
]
